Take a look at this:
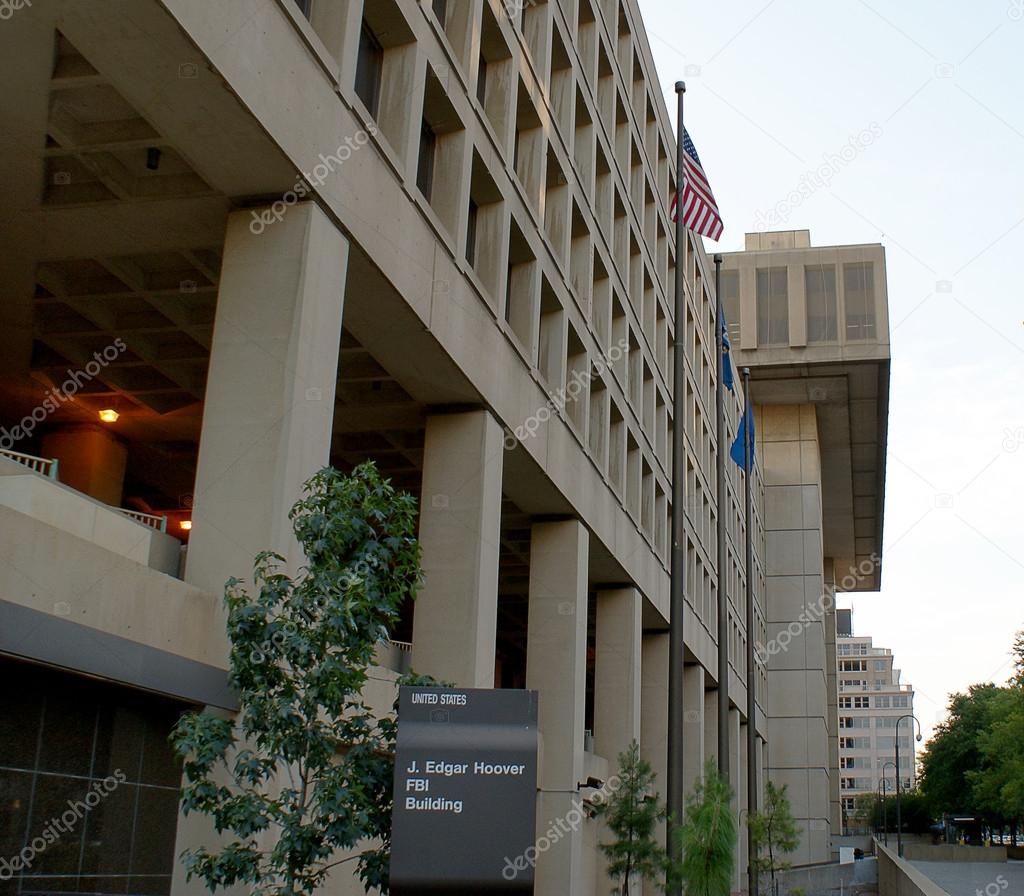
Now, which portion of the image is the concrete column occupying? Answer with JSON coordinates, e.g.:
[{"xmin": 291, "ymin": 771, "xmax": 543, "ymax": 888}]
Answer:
[
  {"xmin": 186, "ymin": 203, "xmax": 347, "ymax": 594},
  {"xmin": 594, "ymin": 587, "xmax": 642, "ymax": 763},
  {"xmin": 411, "ymin": 409, "xmax": 504, "ymax": 687},
  {"xmin": 527, "ymin": 519, "xmax": 588, "ymax": 896},
  {"xmin": 823, "ymin": 563, "xmax": 842, "ymax": 847},
  {"xmin": 703, "ymin": 683, "xmax": 718, "ymax": 785},
  {"xmin": 42, "ymin": 424, "xmax": 127, "ymax": 506},
  {"xmin": 641, "ymin": 632, "xmax": 669, "ymax": 847},
  {"xmin": 762, "ymin": 403, "xmax": 831, "ymax": 865},
  {"xmin": 683, "ymin": 664, "xmax": 706, "ymax": 798}
]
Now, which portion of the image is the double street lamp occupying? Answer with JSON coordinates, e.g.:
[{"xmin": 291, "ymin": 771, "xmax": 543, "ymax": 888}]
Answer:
[
  {"xmin": 895, "ymin": 714, "xmax": 923, "ymax": 857},
  {"xmin": 877, "ymin": 761, "xmax": 898, "ymax": 846}
]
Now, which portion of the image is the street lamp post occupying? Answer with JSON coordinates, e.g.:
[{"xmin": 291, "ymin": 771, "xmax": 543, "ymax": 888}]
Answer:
[
  {"xmin": 879, "ymin": 761, "xmax": 897, "ymax": 847},
  {"xmin": 895, "ymin": 714, "xmax": 923, "ymax": 857}
]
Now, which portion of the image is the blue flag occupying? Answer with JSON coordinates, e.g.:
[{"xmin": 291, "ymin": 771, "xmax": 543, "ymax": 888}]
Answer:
[
  {"xmin": 730, "ymin": 403, "xmax": 755, "ymax": 470},
  {"xmin": 720, "ymin": 309, "xmax": 735, "ymax": 394}
]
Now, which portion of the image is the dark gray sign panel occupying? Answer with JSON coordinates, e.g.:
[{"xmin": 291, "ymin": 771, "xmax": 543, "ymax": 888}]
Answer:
[{"xmin": 390, "ymin": 687, "xmax": 538, "ymax": 893}]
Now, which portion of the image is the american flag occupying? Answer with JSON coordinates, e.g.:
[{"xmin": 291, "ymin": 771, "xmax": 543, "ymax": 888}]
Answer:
[{"xmin": 670, "ymin": 127, "xmax": 723, "ymax": 241}]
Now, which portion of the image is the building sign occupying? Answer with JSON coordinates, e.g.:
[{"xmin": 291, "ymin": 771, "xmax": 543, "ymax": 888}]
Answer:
[{"xmin": 389, "ymin": 686, "xmax": 538, "ymax": 893}]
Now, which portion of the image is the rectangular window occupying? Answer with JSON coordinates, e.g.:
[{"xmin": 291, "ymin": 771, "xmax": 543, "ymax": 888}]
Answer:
[
  {"xmin": 417, "ymin": 119, "xmax": 437, "ymax": 201},
  {"xmin": 875, "ymin": 660, "xmax": 886, "ymax": 671},
  {"xmin": 853, "ymin": 696, "xmax": 869, "ymax": 709},
  {"xmin": 844, "ymin": 261, "xmax": 876, "ymax": 340},
  {"xmin": 719, "ymin": 269, "xmax": 741, "ymax": 344},
  {"xmin": 756, "ymin": 267, "xmax": 788, "ymax": 346},
  {"xmin": 355, "ymin": 23, "xmax": 383, "ymax": 118},
  {"xmin": 476, "ymin": 55, "xmax": 488, "ymax": 106},
  {"xmin": 876, "ymin": 696, "xmax": 891, "ymax": 708},
  {"xmin": 466, "ymin": 199, "xmax": 479, "ymax": 266},
  {"xmin": 805, "ymin": 264, "xmax": 837, "ymax": 342}
]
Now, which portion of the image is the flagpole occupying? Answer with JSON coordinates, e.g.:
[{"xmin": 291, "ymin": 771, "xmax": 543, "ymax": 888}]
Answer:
[
  {"xmin": 667, "ymin": 79, "xmax": 687, "ymax": 891},
  {"xmin": 742, "ymin": 365, "xmax": 758, "ymax": 896},
  {"xmin": 714, "ymin": 253, "xmax": 729, "ymax": 781}
]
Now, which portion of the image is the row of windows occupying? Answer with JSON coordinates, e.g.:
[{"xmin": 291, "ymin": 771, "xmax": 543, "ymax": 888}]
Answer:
[
  {"xmin": 839, "ymin": 695, "xmax": 911, "ymax": 709},
  {"xmin": 719, "ymin": 262, "xmax": 877, "ymax": 348},
  {"xmin": 839, "ymin": 642, "xmax": 871, "ymax": 655},
  {"xmin": 841, "ymin": 777, "xmax": 913, "ymax": 791},
  {"xmin": 839, "ymin": 741, "xmax": 913, "ymax": 761},
  {"xmin": 840, "ymin": 715, "xmax": 912, "ymax": 729},
  {"xmin": 285, "ymin": 0, "xmax": 772, "ymax": 686},
  {"xmin": 839, "ymin": 679, "xmax": 896, "ymax": 691},
  {"xmin": 348, "ymin": 0, "xmax": 774, "ymax": 671}
]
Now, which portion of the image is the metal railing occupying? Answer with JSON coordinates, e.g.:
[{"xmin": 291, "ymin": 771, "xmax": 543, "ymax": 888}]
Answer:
[
  {"xmin": 0, "ymin": 448, "xmax": 168, "ymax": 533},
  {"xmin": 117, "ymin": 509, "xmax": 169, "ymax": 533},
  {"xmin": 0, "ymin": 448, "xmax": 59, "ymax": 479}
]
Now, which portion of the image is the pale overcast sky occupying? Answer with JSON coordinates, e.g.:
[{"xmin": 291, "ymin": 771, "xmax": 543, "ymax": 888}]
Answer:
[{"xmin": 637, "ymin": 0, "xmax": 1024, "ymax": 745}]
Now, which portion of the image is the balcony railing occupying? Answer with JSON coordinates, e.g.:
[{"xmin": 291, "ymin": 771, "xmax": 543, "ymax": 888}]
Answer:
[
  {"xmin": 1, "ymin": 448, "xmax": 59, "ymax": 479},
  {"xmin": 118, "ymin": 509, "xmax": 169, "ymax": 533},
  {"xmin": 2, "ymin": 448, "xmax": 167, "ymax": 532}
]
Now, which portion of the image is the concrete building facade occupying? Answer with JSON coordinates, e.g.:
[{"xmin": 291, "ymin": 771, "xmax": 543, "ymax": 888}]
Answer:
[
  {"xmin": 835, "ymin": 612, "xmax": 916, "ymax": 835},
  {"xmin": 720, "ymin": 229, "xmax": 890, "ymax": 864},
  {"xmin": 0, "ymin": 2, "xmax": 776, "ymax": 895}
]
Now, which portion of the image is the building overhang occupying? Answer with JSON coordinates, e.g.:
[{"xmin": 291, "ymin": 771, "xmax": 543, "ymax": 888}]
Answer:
[{"xmin": 747, "ymin": 356, "xmax": 889, "ymax": 591}]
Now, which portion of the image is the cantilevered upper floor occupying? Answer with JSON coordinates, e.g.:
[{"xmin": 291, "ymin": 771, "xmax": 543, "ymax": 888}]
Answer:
[{"xmin": 720, "ymin": 230, "xmax": 890, "ymax": 590}]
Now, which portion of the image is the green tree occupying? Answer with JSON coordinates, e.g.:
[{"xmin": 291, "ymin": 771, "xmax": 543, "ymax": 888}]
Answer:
[
  {"xmin": 849, "ymin": 793, "xmax": 877, "ymax": 832},
  {"xmin": 596, "ymin": 740, "xmax": 669, "ymax": 894},
  {"xmin": 919, "ymin": 683, "xmax": 1003, "ymax": 817},
  {"xmin": 171, "ymin": 463, "xmax": 426, "ymax": 896},
  {"xmin": 919, "ymin": 630, "xmax": 1024, "ymax": 838},
  {"xmin": 748, "ymin": 779, "xmax": 799, "ymax": 896},
  {"xmin": 973, "ymin": 682, "xmax": 1024, "ymax": 824},
  {"xmin": 672, "ymin": 760, "xmax": 736, "ymax": 896}
]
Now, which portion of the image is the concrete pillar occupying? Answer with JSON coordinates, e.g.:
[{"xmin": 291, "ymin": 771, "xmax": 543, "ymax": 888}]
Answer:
[
  {"xmin": 42, "ymin": 424, "xmax": 127, "ymax": 505},
  {"xmin": 411, "ymin": 409, "xmax": 504, "ymax": 687},
  {"xmin": 641, "ymin": 632, "xmax": 669, "ymax": 847},
  {"xmin": 703, "ymin": 683, "xmax": 718, "ymax": 784},
  {"xmin": 683, "ymin": 664, "xmax": 706, "ymax": 798},
  {"xmin": 762, "ymin": 403, "xmax": 831, "ymax": 865},
  {"xmin": 526, "ymin": 519, "xmax": 588, "ymax": 896},
  {"xmin": 594, "ymin": 587, "xmax": 642, "ymax": 762},
  {"xmin": 186, "ymin": 203, "xmax": 347, "ymax": 594}
]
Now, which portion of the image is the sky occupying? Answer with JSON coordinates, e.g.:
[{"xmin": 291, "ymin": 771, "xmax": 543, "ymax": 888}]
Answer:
[{"xmin": 637, "ymin": 0, "xmax": 1024, "ymax": 747}]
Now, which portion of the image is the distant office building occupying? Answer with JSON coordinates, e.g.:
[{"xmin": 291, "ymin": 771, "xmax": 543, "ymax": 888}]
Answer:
[{"xmin": 836, "ymin": 624, "xmax": 916, "ymax": 834}]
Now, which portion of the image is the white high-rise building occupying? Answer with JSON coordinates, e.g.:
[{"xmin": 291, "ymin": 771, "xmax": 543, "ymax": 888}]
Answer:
[{"xmin": 836, "ymin": 609, "xmax": 916, "ymax": 834}]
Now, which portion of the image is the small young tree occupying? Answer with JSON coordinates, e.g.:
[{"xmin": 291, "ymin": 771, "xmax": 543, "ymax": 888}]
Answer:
[
  {"xmin": 672, "ymin": 760, "xmax": 736, "ymax": 896},
  {"xmin": 596, "ymin": 740, "xmax": 669, "ymax": 894},
  {"xmin": 171, "ymin": 463, "xmax": 426, "ymax": 896},
  {"xmin": 748, "ymin": 780, "xmax": 800, "ymax": 896},
  {"xmin": 850, "ymin": 793, "xmax": 877, "ymax": 834}
]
